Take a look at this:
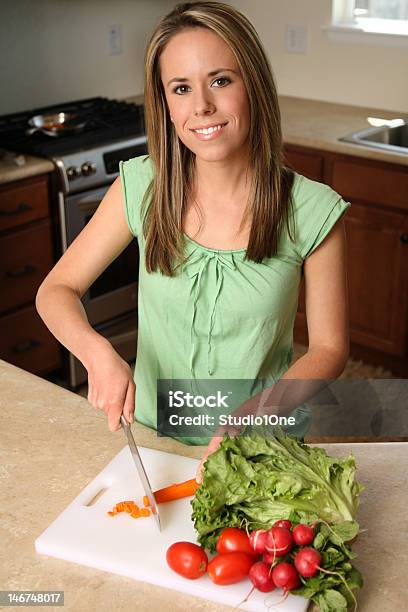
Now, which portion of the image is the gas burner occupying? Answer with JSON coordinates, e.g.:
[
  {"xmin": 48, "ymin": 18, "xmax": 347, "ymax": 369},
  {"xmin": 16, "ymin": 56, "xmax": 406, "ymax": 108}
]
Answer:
[
  {"xmin": 0, "ymin": 96, "xmax": 145, "ymax": 157},
  {"xmin": 0, "ymin": 96, "xmax": 148, "ymax": 193}
]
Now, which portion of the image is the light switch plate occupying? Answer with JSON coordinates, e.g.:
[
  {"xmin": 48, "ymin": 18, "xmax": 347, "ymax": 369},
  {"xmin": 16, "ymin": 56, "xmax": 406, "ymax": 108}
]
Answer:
[
  {"xmin": 108, "ymin": 24, "xmax": 122, "ymax": 55},
  {"xmin": 285, "ymin": 24, "xmax": 309, "ymax": 54}
]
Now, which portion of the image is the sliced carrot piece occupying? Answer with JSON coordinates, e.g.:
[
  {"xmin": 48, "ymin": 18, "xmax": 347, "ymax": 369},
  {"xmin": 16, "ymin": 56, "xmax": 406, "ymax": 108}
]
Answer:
[{"xmin": 109, "ymin": 478, "xmax": 200, "ymax": 520}]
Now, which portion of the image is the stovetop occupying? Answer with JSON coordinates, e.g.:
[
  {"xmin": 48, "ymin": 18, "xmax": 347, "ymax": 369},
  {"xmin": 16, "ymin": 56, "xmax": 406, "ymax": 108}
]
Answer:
[{"xmin": 0, "ymin": 97, "xmax": 145, "ymax": 157}]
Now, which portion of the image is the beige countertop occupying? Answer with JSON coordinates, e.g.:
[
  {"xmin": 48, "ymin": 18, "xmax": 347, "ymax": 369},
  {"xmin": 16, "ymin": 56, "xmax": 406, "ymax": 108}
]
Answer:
[
  {"xmin": 0, "ymin": 150, "xmax": 54, "ymax": 186},
  {"xmin": 279, "ymin": 95, "xmax": 408, "ymax": 166},
  {"xmin": 1, "ymin": 358, "xmax": 407, "ymax": 611},
  {"xmin": 1, "ymin": 94, "xmax": 407, "ymax": 186}
]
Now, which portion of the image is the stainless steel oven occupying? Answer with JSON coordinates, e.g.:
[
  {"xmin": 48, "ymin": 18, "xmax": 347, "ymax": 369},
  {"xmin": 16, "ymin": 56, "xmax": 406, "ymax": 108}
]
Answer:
[
  {"xmin": 0, "ymin": 97, "xmax": 148, "ymax": 389},
  {"xmin": 63, "ymin": 186, "xmax": 139, "ymax": 325},
  {"xmin": 59, "ymin": 185, "xmax": 140, "ymax": 388},
  {"xmin": 54, "ymin": 134, "xmax": 148, "ymax": 388}
]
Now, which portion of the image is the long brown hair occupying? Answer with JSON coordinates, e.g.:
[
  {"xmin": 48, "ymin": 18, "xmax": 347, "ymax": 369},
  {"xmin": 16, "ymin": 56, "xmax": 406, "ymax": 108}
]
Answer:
[{"xmin": 142, "ymin": 1, "xmax": 295, "ymax": 275}]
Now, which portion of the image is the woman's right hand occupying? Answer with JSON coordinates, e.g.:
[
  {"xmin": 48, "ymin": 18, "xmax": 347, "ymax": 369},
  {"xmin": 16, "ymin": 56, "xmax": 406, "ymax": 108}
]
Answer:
[{"xmin": 86, "ymin": 341, "xmax": 135, "ymax": 432}]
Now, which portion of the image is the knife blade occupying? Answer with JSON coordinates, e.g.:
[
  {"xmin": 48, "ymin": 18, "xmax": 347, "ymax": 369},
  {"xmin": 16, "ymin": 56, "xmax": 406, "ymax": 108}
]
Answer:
[{"xmin": 120, "ymin": 415, "xmax": 161, "ymax": 531}]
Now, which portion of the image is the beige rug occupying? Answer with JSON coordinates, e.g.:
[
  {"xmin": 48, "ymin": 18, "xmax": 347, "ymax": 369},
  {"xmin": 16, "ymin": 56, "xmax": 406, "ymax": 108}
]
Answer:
[{"xmin": 292, "ymin": 343, "xmax": 395, "ymax": 379}]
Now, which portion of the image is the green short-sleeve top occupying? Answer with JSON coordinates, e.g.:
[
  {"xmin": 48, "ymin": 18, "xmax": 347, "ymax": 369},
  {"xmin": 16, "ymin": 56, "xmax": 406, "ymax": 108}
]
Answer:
[{"xmin": 119, "ymin": 155, "xmax": 351, "ymax": 445}]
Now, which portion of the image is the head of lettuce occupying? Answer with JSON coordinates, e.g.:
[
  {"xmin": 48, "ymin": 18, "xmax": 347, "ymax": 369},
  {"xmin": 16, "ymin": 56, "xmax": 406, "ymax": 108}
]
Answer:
[{"xmin": 191, "ymin": 426, "xmax": 363, "ymax": 552}]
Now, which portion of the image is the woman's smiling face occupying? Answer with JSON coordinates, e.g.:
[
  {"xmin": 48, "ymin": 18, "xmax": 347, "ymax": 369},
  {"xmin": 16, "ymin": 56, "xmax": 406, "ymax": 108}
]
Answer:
[{"xmin": 160, "ymin": 27, "xmax": 251, "ymax": 162}]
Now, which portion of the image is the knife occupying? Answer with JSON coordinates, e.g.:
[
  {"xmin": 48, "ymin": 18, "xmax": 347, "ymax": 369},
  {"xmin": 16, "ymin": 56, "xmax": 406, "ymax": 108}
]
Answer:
[{"xmin": 120, "ymin": 415, "xmax": 161, "ymax": 531}]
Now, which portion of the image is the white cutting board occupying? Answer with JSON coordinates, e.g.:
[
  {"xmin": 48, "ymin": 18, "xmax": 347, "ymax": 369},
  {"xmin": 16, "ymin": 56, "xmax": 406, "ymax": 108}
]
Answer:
[{"xmin": 35, "ymin": 446, "xmax": 308, "ymax": 612}]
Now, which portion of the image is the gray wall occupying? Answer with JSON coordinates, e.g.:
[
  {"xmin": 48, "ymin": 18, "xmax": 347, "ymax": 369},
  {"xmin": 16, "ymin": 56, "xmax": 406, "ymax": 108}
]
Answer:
[
  {"xmin": 0, "ymin": 0, "xmax": 174, "ymax": 115},
  {"xmin": 1, "ymin": 0, "xmax": 407, "ymax": 116}
]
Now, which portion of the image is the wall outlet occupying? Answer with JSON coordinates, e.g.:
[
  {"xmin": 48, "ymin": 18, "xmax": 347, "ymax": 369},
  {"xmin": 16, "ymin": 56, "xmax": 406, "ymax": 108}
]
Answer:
[
  {"xmin": 285, "ymin": 25, "xmax": 309, "ymax": 54},
  {"xmin": 108, "ymin": 24, "xmax": 122, "ymax": 55}
]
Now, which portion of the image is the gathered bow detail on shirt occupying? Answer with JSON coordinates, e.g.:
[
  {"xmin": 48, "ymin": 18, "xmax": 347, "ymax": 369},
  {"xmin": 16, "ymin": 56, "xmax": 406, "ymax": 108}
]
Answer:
[{"xmin": 182, "ymin": 248, "xmax": 237, "ymax": 377}]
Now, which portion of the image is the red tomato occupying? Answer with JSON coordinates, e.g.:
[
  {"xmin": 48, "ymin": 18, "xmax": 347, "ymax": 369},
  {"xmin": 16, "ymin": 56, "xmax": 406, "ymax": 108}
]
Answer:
[
  {"xmin": 216, "ymin": 527, "xmax": 258, "ymax": 559},
  {"xmin": 166, "ymin": 542, "xmax": 208, "ymax": 580},
  {"xmin": 207, "ymin": 552, "xmax": 254, "ymax": 585}
]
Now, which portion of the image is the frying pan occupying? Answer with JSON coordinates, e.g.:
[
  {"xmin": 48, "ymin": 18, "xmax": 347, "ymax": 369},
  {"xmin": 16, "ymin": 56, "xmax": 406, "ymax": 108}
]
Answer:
[{"xmin": 26, "ymin": 112, "xmax": 88, "ymax": 137}]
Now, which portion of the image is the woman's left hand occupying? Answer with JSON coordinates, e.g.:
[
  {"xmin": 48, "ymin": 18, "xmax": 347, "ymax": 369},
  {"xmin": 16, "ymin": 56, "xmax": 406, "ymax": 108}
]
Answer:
[
  {"xmin": 195, "ymin": 422, "xmax": 242, "ymax": 483},
  {"xmin": 195, "ymin": 435, "xmax": 223, "ymax": 484},
  {"xmin": 194, "ymin": 390, "xmax": 281, "ymax": 484}
]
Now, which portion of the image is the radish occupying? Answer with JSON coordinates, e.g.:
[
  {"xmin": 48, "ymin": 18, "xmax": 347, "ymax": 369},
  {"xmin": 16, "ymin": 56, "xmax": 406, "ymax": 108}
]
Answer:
[
  {"xmin": 292, "ymin": 523, "xmax": 315, "ymax": 546},
  {"xmin": 263, "ymin": 550, "xmax": 278, "ymax": 564},
  {"xmin": 295, "ymin": 544, "xmax": 359, "ymax": 601},
  {"xmin": 271, "ymin": 562, "xmax": 300, "ymax": 591},
  {"xmin": 249, "ymin": 529, "xmax": 268, "ymax": 554},
  {"xmin": 294, "ymin": 546, "xmax": 358, "ymax": 608},
  {"xmin": 294, "ymin": 547, "xmax": 321, "ymax": 577},
  {"xmin": 265, "ymin": 526, "xmax": 293, "ymax": 557},
  {"xmin": 249, "ymin": 561, "xmax": 276, "ymax": 592},
  {"xmin": 273, "ymin": 519, "xmax": 292, "ymax": 530}
]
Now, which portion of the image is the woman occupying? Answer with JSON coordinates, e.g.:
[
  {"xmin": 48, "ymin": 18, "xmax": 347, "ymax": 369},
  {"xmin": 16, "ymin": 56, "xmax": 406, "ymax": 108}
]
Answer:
[{"xmin": 36, "ymin": 2, "xmax": 350, "ymax": 483}]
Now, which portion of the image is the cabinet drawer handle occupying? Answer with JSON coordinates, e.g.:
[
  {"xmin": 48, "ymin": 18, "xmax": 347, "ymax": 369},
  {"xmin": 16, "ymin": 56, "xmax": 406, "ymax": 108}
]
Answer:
[
  {"xmin": 0, "ymin": 202, "xmax": 33, "ymax": 216},
  {"xmin": 12, "ymin": 339, "xmax": 41, "ymax": 354},
  {"xmin": 400, "ymin": 233, "xmax": 408, "ymax": 244},
  {"xmin": 6, "ymin": 264, "xmax": 37, "ymax": 278}
]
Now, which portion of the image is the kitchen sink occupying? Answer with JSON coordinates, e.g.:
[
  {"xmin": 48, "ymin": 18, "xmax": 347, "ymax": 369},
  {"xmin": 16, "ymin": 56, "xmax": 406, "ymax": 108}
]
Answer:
[{"xmin": 339, "ymin": 122, "xmax": 408, "ymax": 155}]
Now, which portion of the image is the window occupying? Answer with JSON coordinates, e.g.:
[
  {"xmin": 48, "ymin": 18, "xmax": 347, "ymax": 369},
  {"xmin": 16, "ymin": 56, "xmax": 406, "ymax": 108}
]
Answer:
[
  {"xmin": 324, "ymin": 0, "xmax": 408, "ymax": 46},
  {"xmin": 353, "ymin": 0, "xmax": 408, "ymax": 33},
  {"xmin": 354, "ymin": 0, "xmax": 408, "ymax": 21}
]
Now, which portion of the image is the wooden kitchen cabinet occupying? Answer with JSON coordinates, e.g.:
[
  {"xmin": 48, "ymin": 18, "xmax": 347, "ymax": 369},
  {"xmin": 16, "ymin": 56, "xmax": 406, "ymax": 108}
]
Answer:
[
  {"xmin": 331, "ymin": 158, "xmax": 408, "ymax": 212},
  {"xmin": 0, "ymin": 174, "xmax": 49, "ymax": 232},
  {"xmin": 0, "ymin": 304, "xmax": 61, "ymax": 375},
  {"xmin": 0, "ymin": 174, "xmax": 61, "ymax": 375},
  {"xmin": 344, "ymin": 203, "xmax": 407, "ymax": 357},
  {"xmin": 284, "ymin": 148, "xmax": 324, "ymax": 182},
  {"xmin": 285, "ymin": 144, "xmax": 408, "ymax": 376},
  {"xmin": 0, "ymin": 219, "xmax": 55, "ymax": 314}
]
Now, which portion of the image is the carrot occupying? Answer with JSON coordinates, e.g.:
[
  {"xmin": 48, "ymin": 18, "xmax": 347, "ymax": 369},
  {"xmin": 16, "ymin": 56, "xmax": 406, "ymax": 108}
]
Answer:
[
  {"xmin": 108, "ymin": 499, "xmax": 152, "ymax": 519},
  {"xmin": 109, "ymin": 478, "xmax": 200, "ymax": 519},
  {"xmin": 143, "ymin": 478, "xmax": 200, "ymax": 506}
]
